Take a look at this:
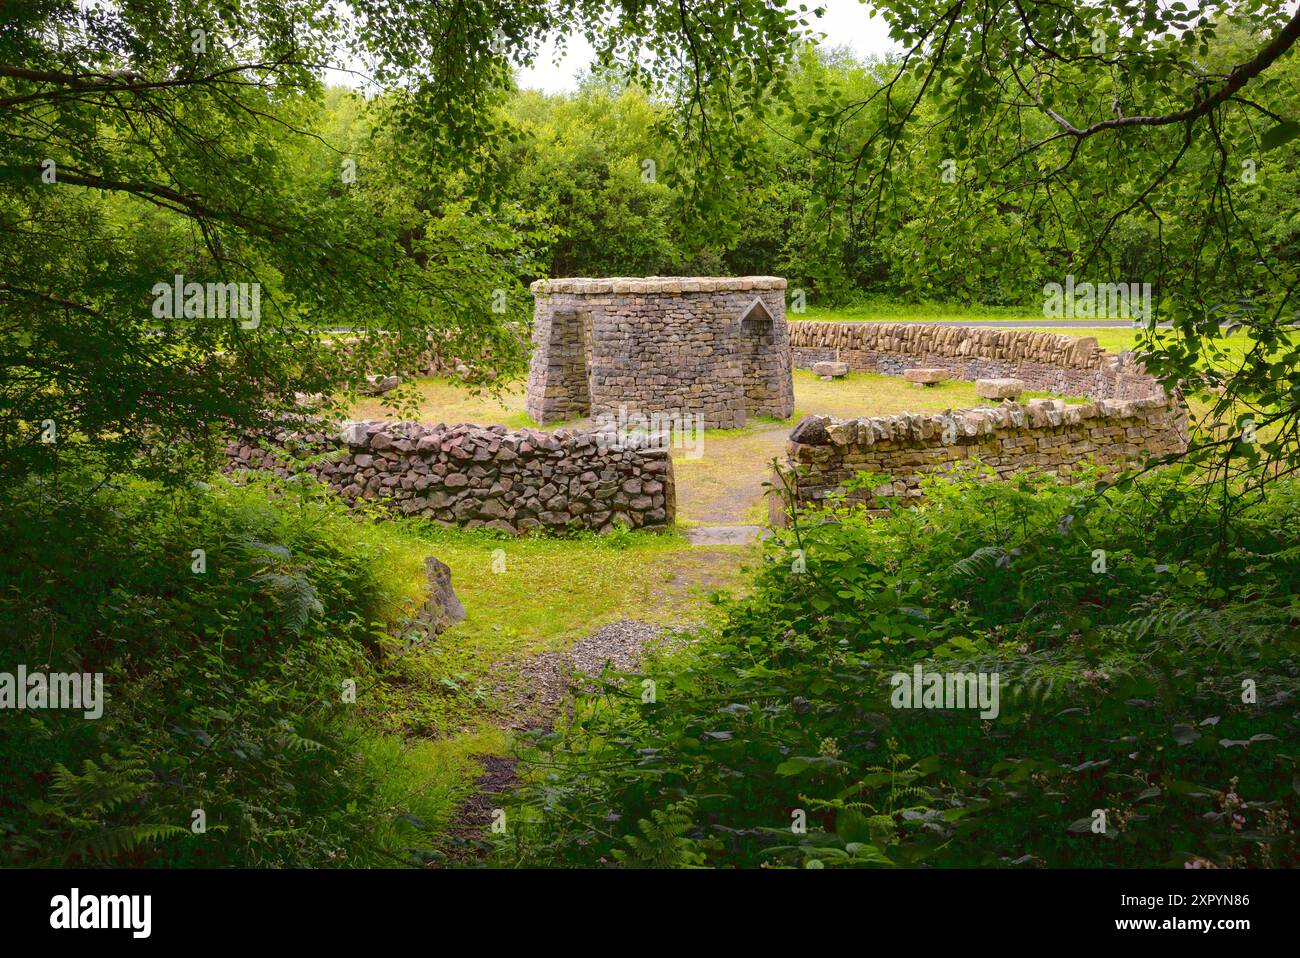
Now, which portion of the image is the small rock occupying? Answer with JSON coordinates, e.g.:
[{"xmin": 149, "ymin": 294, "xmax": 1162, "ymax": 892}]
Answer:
[{"xmin": 812, "ymin": 360, "xmax": 849, "ymax": 380}]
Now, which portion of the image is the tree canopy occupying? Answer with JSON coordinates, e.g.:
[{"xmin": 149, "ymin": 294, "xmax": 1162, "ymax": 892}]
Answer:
[{"xmin": 2, "ymin": 0, "xmax": 1298, "ymax": 492}]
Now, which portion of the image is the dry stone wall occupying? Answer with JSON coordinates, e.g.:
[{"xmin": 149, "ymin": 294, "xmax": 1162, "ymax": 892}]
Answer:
[
  {"xmin": 527, "ymin": 277, "xmax": 795, "ymax": 429},
  {"xmin": 789, "ymin": 321, "xmax": 1163, "ymax": 400},
  {"xmin": 773, "ymin": 396, "xmax": 1188, "ymax": 522},
  {"xmin": 224, "ymin": 419, "xmax": 674, "ymax": 535}
]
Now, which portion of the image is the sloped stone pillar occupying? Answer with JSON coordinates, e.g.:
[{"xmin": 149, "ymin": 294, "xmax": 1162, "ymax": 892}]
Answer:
[{"xmin": 525, "ymin": 307, "xmax": 590, "ymax": 424}]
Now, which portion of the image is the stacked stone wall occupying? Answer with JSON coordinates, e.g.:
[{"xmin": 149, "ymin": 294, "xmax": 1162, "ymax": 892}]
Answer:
[
  {"xmin": 773, "ymin": 396, "xmax": 1188, "ymax": 522},
  {"xmin": 225, "ymin": 420, "xmax": 674, "ymax": 535},
  {"xmin": 788, "ymin": 321, "xmax": 1162, "ymax": 400}
]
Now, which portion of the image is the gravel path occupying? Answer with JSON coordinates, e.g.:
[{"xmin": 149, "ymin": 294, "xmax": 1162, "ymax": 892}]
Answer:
[
  {"xmin": 686, "ymin": 524, "xmax": 769, "ymax": 545},
  {"xmin": 494, "ymin": 619, "xmax": 685, "ymax": 730}
]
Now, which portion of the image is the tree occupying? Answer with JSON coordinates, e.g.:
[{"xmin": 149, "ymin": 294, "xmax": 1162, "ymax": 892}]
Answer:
[
  {"xmin": 0, "ymin": 0, "xmax": 714, "ymax": 484},
  {"xmin": 659, "ymin": 1, "xmax": 1300, "ymax": 504}
]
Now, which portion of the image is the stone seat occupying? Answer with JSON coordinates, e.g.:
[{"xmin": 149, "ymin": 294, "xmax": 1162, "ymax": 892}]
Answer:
[
  {"xmin": 813, "ymin": 360, "xmax": 849, "ymax": 380},
  {"xmin": 903, "ymin": 367, "xmax": 950, "ymax": 386},
  {"xmin": 976, "ymin": 377, "xmax": 1025, "ymax": 400}
]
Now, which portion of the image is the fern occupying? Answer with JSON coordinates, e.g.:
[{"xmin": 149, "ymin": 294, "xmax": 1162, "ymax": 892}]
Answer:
[
  {"xmin": 251, "ymin": 571, "xmax": 324, "ymax": 637},
  {"xmin": 50, "ymin": 757, "xmax": 150, "ymax": 816},
  {"xmin": 951, "ymin": 546, "xmax": 1010, "ymax": 579},
  {"xmin": 613, "ymin": 801, "xmax": 713, "ymax": 868},
  {"xmin": 41, "ymin": 756, "xmax": 188, "ymax": 864}
]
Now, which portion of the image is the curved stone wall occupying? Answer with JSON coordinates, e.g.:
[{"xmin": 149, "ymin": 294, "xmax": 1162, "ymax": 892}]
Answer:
[
  {"xmin": 788, "ymin": 321, "xmax": 1164, "ymax": 400},
  {"xmin": 773, "ymin": 395, "xmax": 1189, "ymax": 522},
  {"xmin": 527, "ymin": 276, "xmax": 795, "ymax": 428}
]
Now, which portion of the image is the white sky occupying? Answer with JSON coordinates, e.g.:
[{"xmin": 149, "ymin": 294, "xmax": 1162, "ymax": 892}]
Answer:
[{"xmin": 515, "ymin": 0, "xmax": 899, "ymax": 94}]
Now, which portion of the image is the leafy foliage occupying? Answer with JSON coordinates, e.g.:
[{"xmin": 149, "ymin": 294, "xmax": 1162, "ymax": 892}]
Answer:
[
  {"xmin": 0, "ymin": 471, "xmax": 433, "ymax": 867},
  {"xmin": 500, "ymin": 470, "xmax": 1300, "ymax": 868}
]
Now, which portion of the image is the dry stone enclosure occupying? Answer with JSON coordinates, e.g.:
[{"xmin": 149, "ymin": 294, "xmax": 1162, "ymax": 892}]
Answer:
[
  {"xmin": 776, "ymin": 319, "xmax": 1189, "ymax": 518},
  {"xmin": 773, "ymin": 394, "xmax": 1189, "ymax": 522},
  {"xmin": 788, "ymin": 321, "xmax": 1163, "ymax": 399},
  {"xmin": 222, "ymin": 278, "xmax": 1192, "ymax": 537},
  {"xmin": 225, "ymin": 419, "xmax": 674, "ymax": 535},
  {"xmin": 526, "ymin": 276, "xmax": 795, "ymax": 429}
]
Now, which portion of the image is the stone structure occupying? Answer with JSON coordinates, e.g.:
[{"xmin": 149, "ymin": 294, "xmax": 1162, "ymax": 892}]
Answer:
[
  {"xmin": 526, "ymin": 276, "xmax": 795, "ymax": 429},
  {"xmin": 789, "ymin": 321, "xmax": 1162, "ymax": 400},
  {"xmin": 225, "ymin": 419, "xmax": 674, "ymax": 535},
  {"xmin": 772, "ymin": 396, "xmax": 1189, "ymax": 522}
]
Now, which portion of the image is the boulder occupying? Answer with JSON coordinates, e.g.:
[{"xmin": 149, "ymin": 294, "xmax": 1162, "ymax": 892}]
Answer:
[
  {"xmin": 813, "ymin": 360, "xmax": 849, "ymax": 380},
  {"xmin": 903, "ymin": 367, "xmax": 950, "ymax": 386},
  {"xmin": 976, "ymin": 377, "xmax": 1025, "ymax": 400},
  {"xmin": 789, "ymin": 415, "xmax": 831, "ymax": 446},
  {"xmin": 416, "ymin": 557, "xmax": 466, "ymax": 637},
  {"xmin": 340, "ymin": 421, "xmax": 370, "ymax": 447},
  {"xmin": 362, "ymin": 374, "xmax": 401, "ymax": 396}
]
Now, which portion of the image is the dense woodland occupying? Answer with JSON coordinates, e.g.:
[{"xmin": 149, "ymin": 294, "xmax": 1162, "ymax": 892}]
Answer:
[{"xmin": 1, "ymin": 1, "xmax": 1298, "ymax": 870}]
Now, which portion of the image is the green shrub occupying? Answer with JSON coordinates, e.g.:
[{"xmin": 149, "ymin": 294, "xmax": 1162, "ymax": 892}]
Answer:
[
  {"xmin": 501, "ymin": 469, "xmax": 1300, "ymax": 868},
  {"xmin": 0, "ymin": 471, "xmax": 430, "ymax": 867}
]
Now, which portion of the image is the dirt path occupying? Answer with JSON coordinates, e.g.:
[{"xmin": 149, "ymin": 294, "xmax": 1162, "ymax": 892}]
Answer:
[
  {"xmin": 442, "ymin": 618, "xmax": 691, "ymax": 863},
  {"xmin": 493, "ymin": 619, "xmax": 684, "ymax": 730}
]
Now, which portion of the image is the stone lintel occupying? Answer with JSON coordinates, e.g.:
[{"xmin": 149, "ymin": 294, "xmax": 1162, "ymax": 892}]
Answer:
[{"xmin": 531, "ymin": 276, "xmax": 788, "ymax": 295}]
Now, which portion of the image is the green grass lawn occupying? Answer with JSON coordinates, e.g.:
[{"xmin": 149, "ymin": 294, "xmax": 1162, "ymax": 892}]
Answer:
[
  {"xmin": 353, "ymin": 378, "xmax": 544, "ymax": 430},
  {"xmin": 362, "ymin": 522, "xmax": 751, "ymax": 737},
  {"xmin": 799, "ymin": 300, "xmax": 1044, "ymax": 323}
]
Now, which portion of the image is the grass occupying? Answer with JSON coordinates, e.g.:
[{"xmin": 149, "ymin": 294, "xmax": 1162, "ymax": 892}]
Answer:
[
  {"xmin": 353, "ymin": 378, "xmax": 551, "ymax": 430},
  {"xmin": 791, "ymin": 368, "xmax": 985, "ymax": 419},
  {"xmin": 344, "ymin": 515, "xmax": 753, "ymax": 855},
  {"xmin": 800, "ymin": 300, "xmax": 1043, "ymax": 323},
  {"xmin": 358, "ymin": 521, "xmax": 750, "ymax": 738},
  {"xmin": 361, "ymin": 727, "xmax": 508, "ymax": 863}
]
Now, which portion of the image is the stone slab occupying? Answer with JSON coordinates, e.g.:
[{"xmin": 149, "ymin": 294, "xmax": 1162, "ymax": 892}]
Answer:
[
  {"xmin": 976, "ymin": 377, "xmax": 1026, "ymax": 400},
  {"xmin": 903, "ymin": 367, "xmax": 950, "ymax": 385}
]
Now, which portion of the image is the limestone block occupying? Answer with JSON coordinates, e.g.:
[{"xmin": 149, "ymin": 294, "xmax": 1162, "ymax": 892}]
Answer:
[
  {"xmin": 903, "ymin": 367, "xmax": 950, "ymax": 386},
  {"xmin": 976, "ymin": 377, "xmax": 1025, "ymax": 400},
  {"xmin": 813, "ymin": 360, "xmax": 849, "ymax": 380}
]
